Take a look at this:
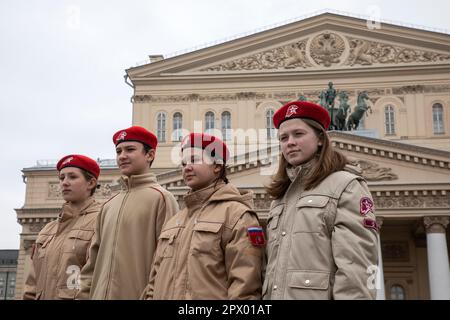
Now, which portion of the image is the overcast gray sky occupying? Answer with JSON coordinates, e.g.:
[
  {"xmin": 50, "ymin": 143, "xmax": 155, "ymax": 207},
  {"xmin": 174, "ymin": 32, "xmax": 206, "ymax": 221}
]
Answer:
[{"xmin": 1, "ymin": 0, "xmax": 449, "ymax": 249}]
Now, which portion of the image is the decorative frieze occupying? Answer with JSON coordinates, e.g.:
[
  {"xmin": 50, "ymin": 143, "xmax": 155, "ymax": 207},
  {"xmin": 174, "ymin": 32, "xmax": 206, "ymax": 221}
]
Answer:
[
  {"xmin": 133, "ymin": 84, "xmax": 449, "ymax": 104},
  {"xmin": 392, "ymin": 84, "xmax": 450, "ymax": 95},
  {"xmin": 203, "ymin": 40, "xmax": 312, "ymax": 71},
  {"xmin": 199, "ymin": 32, "xmax": 450, "ymax": 71},
  {"xmin": 48, "ymin": 181, "xmax": 114, "ymax": 199},
  {"xmin": 344, "ymin": 37, "xmax": 450, "ymax": 67},
  {"xmin": 29, "ymin": 222, "xmax": 51, "ymax": 233},
  {"xmin": 374, "ymin": 194, "xmax": 450, "ymax": 209}
]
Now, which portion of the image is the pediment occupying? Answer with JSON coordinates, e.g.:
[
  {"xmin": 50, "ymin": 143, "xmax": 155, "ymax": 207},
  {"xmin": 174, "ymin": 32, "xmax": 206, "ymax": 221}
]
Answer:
[{"xmin": 127, "ymin": 13, "xmax": 450, "ymax": 79}]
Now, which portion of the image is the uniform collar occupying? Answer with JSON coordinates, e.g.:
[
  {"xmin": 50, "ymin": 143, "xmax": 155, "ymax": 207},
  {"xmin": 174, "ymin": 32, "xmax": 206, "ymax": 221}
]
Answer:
[
  {"xmin": 119, "ymin": 172, "xmax": 158, "ymax": 190},
  {"xmin": 286, "ymin": 156, "xmax": 317, "ymax": 182},
  {"xmin": 184, "ymin": 181, "xmax": 225, "ymax": 214},
  {"xmin": 59, "ymin": 197, "xmax": 96, "ymax": 222}
]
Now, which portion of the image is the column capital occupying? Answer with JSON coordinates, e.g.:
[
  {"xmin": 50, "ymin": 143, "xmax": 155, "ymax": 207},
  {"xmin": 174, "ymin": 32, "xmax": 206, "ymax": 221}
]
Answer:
[{"xmin": 424, "ymin": 216, "xmax": 450, "ymax": 234}]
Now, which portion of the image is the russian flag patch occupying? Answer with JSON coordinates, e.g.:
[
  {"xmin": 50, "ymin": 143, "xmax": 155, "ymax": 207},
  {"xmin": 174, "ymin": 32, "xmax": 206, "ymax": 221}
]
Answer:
[{"xmin": 247, "ymin": 227, "xmax": 266, "ymax": 246}]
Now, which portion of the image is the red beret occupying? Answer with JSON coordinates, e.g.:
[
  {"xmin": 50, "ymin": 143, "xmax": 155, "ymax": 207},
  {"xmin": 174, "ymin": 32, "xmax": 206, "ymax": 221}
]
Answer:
[
  {"xmin": 113, "ymin": 126, "xmax": 157, "ymax": 150},
  {"xmin": 57, "ymin": 154, "xmax": 100, "ymax": 179},
  {"xmin": 181, "ymin": 133, "xmax": 230, "ymax": 163},
  {"xmin": 273, "ymin": 101, "xmax": 331, "ymax": 130}
]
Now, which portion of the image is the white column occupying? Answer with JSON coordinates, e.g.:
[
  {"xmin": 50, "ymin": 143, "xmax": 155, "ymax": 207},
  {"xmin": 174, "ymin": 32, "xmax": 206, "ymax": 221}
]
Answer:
[
  {"xmin": 424, "ymin": 216, "xmax": 450, "ymax": 300},
  {"xmin": 376, "ymin": 217, "xmax": 385, "ymax": 300}
]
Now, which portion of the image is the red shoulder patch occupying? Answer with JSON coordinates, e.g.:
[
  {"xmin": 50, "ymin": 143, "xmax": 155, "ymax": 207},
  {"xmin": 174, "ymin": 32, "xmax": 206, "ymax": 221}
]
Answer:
[
  {"xmin": 247, "ymin": 227, "xmax": 266, "ymax": 246},
  {"xmin": 363, "ymin": 218, "xmax": 378, "ymax": 232},
  {"xmin": 360, "ymin": 197, "xmax": 374, "ymax": 216}
]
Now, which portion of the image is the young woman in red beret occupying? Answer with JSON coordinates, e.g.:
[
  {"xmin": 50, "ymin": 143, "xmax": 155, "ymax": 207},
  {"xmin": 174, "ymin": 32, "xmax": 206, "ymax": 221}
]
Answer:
[
  {"xmin": 141, "ymin": 133, "xmax": 264, "ymax": 300},
  {"xmin": 23, "ymin": 155, "xmax": 102, "ymax": 300},
  {"xmin": 263, "ymin": 101, "xmax": 379, "ymax": 300}
]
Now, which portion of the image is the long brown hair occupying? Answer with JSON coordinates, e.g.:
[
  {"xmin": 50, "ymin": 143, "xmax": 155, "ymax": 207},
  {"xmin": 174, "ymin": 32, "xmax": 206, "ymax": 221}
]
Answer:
[{"xmin": 266, "ymin": 118, "xmax": 348, "ymax": 199}]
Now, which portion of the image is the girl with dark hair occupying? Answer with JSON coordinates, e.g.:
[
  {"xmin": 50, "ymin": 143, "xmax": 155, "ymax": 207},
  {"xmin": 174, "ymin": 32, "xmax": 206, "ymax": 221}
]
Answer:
[{"xmin": 142, "ymin": 133, "xmax": 264, "ymax": 299}]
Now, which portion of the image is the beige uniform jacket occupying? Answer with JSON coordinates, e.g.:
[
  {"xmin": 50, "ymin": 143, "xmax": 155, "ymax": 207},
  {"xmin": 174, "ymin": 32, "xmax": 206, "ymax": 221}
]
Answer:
[
  {"xmin": 77, "ymin": 173, "xmax": 179, "ymax": 300},
  {"xmin": 142, "ymin": 182, "xmax": 264, "ymax": 300},
  {"xmin": 263, "ymin": 165, "xmax": 378, "ymax": 300},
  {"xmin": 23, "ymin": 198, "xmax": 101, "ymax": 300}
]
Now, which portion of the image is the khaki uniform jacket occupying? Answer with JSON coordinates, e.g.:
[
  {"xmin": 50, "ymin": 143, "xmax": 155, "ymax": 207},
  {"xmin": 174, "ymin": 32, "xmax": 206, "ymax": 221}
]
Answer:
[
  {"xmin": 263, "ymin": 165, "xmax": 378, "ymax": 300},
  {"xmin": 23, "ymin": 197, "xmax": 101, "ymax": 300},
  {"xmin": 142, "ymin": 182, "xmax": 264, "ymax": 300},
  {"xmin": 78, "ymin": 173, "xmax": 179, "ymax": 300}
]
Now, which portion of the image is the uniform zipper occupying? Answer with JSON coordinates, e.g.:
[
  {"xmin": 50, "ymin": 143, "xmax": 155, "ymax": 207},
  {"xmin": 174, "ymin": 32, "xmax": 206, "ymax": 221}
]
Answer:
[{"xmin": 104, "ymin": 190, "xmax": 129, "ymax": 298}]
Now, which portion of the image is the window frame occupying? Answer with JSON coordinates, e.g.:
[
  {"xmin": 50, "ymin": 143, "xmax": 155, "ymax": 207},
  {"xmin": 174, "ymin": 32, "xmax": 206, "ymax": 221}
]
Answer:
[
  {"xmin": 156, "ymin": 111, "xmax": 167, "ymax": 143},
  {"xmin": 172, "ymin": 112, "xmax": 183, "ymax": 142},
  {"xmin": 432, "ymin": 103, "xmax": 445, "ymax": 134},
  {"xmin": 384, "ymin": 105, "xmax": 396, "ymax": 135},
  {"xmin": 221, "ymin": 111, "xmax": 231, "ymax": 141}
]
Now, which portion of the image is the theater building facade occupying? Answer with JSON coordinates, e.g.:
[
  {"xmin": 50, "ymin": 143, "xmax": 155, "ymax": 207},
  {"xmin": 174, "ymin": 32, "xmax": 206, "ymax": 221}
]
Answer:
[{"xmin": 15, "ymin": 13, "xmax": 450, "ymax": 299}]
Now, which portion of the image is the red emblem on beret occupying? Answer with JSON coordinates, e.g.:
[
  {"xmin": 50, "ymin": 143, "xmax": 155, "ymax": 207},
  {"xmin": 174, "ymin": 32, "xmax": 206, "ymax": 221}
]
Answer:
[
  {"xmin": 273, "ymin": 101, "xmax": 331, "ymax": 130},
  {"xmin": 57, "ymin": 154, "xmax": 100, "ymax": 179},
  {"xmin": 247, "ymin": 227, "xmax": 266, "ymax": 246},
  {"xmin": 116, "ymin": 131, "xmax": 127, "ymax": 143},
  {"xmin": 285, "ymin": 105, "xmax": 299, "ymax": 118},
  {"xmin": 181, "ymin": 133, "xmax": 230, "ymax": 163},
  {"xmin": 112, "ymin": 126, "xmax": 157, "ymax": 150},
  {"xmin": 360, "ymin": 197, "xmax": 374, "ymax": 216},
  {"xmin": 62, "ymin": 157, "xmax": 74, "ymax": 165}
]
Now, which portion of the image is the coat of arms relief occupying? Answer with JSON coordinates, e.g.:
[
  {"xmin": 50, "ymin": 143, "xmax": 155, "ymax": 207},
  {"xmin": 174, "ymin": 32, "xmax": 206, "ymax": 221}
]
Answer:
[{"xmin": 201, "ymin": 31, "xmax": 450, "ymax": 71}]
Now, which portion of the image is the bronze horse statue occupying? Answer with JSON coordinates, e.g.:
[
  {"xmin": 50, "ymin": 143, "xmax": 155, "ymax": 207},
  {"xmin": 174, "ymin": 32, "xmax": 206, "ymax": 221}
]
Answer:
[
  {"xmin": 334, "ymin": 91, "xmax": 351, "ymax": 131},
  {"xmin": 346, "ymin": 91, "xmax": 372, "ymax": 130}
]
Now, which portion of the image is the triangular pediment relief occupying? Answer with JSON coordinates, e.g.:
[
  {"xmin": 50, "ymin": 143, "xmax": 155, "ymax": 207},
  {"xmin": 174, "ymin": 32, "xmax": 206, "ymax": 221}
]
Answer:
[
  {"xmin": 196, "ymin": 32, "xmax": 450, "ymax": 72},
  {"xmin": 127, "ymin": 13, "xmax": 450, "ymax": 78}
]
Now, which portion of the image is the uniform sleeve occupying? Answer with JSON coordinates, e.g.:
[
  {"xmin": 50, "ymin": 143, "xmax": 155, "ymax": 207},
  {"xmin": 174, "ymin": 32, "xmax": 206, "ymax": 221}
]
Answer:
[
  {"xmin": 225, "ymin": 211, "xmax": 264, "ymax": 300},
  {"xmin": 142, "ymin": 193, "xmax": 178, "ymax": 300},
  {"xmin": 155, "ymin": 192, "xmax": 179, "ymax": 244},
  {"xmin": 76, "ymin": 209, "xmax": 103, "ymax": 300},
  {"xmin": 331, "ymin": 179, "xmax": 378, "ymax": 300},
  {"xmin": 140, "ymin": 237, "xmax": 164, "ymax": 300},
  {"xmin": 22, "ymin": 249, "xmax": 37, "ymax": 300}
]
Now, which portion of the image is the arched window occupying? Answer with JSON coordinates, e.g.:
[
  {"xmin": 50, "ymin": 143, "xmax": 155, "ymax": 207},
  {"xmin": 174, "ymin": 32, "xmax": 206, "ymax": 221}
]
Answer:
[
  {"xmin": 390, "ymin": 285, "xmax": 405, "ymax": 300},
  {"xmin": 205, "ymin": 111, "xmax": 215, "ymax": 135},
  {"xmin": 433, "ymin": 103, "xmax": 445, "ymax": 134},
  {"xmin": 266, "ymin": 109, "xmax": 276, "ymax": 139},
  {"xmin": 384, "ymin": 105, "xmax": 395, "ymax": 135},
  {"xmin": 172, "ymin": 112, "xmax": 183, "ymax": 142},
  {"xmin": 221, "ymin": 111, "xmax": 231, "ymax": 141},
  {"xmin": 156, "ymin": 112, "xmax": 167, "ymax": 142}
]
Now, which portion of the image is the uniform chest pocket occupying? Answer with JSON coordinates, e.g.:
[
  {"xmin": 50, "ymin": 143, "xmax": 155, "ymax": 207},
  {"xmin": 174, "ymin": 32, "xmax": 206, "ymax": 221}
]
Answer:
[
  {"xmin": 64, "ymin": 230, "xmax": 94, "ymax": 264},
  {"xmin": 266, "ymin": 205, "xmax": 283, "ymax": 243},
  {"xmin": 293, "ymin": 196, "xmax": 330, "ymax": 234},
  {"xmin": 191, "ymin": 222, "xmax": 223, "ymax": 256},
  {"xmin": 288, "ymin": 270, "xmax": 330, "ymax": 290},
  {"xmin": 267, "ymin": 205, "xmax": 283, "ymax": 230},
  {"xmin": 35, "ymin": 234, "xmax": 54, "ymax": 259},
  {"xmin": 158, "ymin": 227, "xmax": 180, "ymax": 258}
]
